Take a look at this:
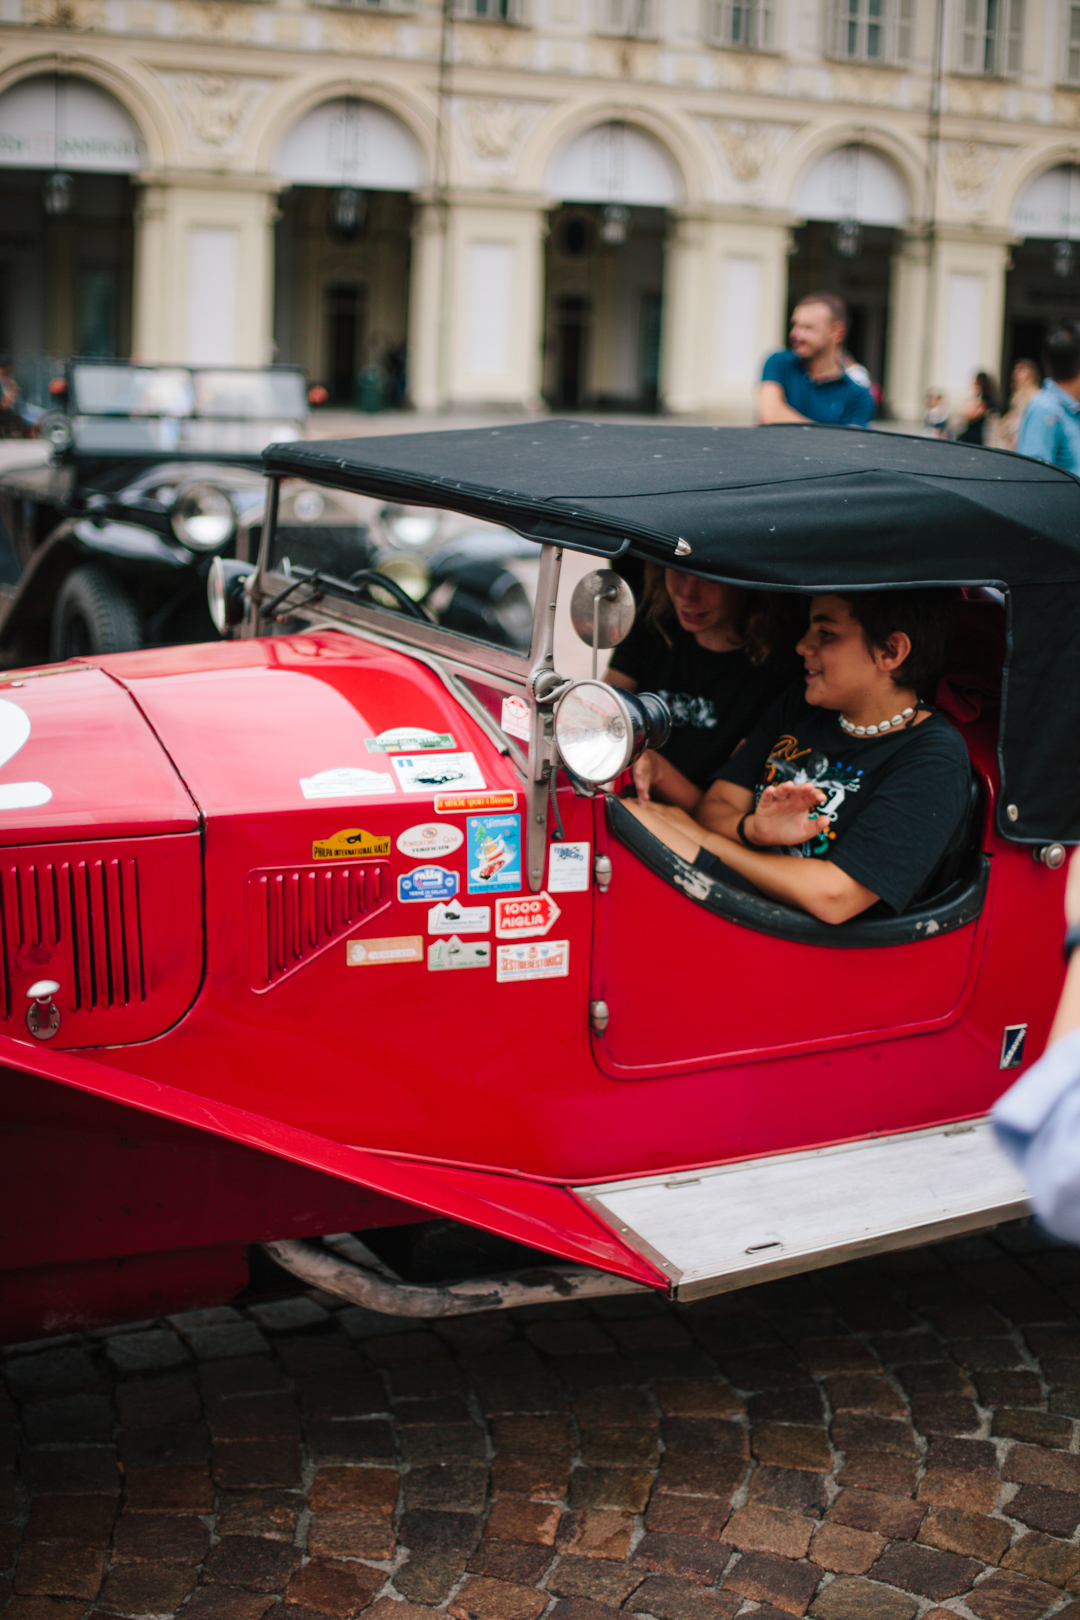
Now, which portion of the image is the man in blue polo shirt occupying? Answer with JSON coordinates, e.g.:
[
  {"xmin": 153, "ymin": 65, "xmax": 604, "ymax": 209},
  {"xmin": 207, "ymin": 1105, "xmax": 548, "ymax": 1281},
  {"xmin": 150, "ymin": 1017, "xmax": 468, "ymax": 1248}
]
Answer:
[
  {"xmin": 759, "ymin": 292, "xmax": 875, "ymax": 428},
  {"xmin": 1016, "ymin": 323, "xmax": 1080, "ymax": 474}
]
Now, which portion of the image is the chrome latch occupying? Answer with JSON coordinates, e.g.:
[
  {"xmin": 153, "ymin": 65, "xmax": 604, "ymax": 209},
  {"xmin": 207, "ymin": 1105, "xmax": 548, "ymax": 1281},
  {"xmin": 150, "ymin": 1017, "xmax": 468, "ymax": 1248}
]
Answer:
[
  {"xmin": 1033, "ymin": 844, "xmax": 1067, "ymax": 868},
  {"xmin": 26, "ymin": 980, "xmax": 61, "ymax": 1041},
  {"xmin": 594, "ymin": 853, "xmax": 612, "ymax": 893},
  {"xmin": 590, "ymin": 999, "xmax": 610, "ymax": 1036}
]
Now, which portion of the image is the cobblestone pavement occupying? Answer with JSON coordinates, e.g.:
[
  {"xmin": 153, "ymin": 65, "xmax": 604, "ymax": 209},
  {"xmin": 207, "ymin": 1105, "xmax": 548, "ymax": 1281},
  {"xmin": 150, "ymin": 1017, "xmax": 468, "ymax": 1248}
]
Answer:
[{"xmin": 5, "ymin": 1222, "xmax": 1080, "ymax": 1620}]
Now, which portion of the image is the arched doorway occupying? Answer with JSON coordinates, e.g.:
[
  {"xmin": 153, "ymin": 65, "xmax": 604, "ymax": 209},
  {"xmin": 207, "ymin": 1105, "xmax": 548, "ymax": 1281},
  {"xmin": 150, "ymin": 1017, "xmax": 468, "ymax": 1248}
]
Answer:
[
  {"xmin": 0, "ymin": 74, "xmax": 141, "ymax": 397},
  {"xmin": 1004, "ymin": 165, "xmax": 1080, "ymax": 385},
  {"xmin": 543, "ymin": 121, "xmax": 681, "ymax": 412},
  {"xmin": 789, "ymin": 143, "xmax": 910, "ymax": 399},
  {"xmin": 274, "ymin": 98, "xmax": 424, "ymax": 407}
]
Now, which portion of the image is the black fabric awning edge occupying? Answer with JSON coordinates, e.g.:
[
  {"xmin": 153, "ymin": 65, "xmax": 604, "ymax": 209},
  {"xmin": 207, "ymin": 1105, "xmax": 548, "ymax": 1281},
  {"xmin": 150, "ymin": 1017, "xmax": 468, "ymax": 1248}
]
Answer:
[{"xmin": 261, "ymin": 453, "xmax": 683, "ymax": 563}]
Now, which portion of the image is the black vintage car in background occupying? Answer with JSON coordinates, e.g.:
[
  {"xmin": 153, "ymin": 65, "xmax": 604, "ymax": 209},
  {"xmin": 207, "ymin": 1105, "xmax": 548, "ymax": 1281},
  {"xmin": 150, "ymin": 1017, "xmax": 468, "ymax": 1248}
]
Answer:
[
  {"xmin": 0, "ymin": 359, "xmax": 538, "ymax": 664},
  {"xmin": 0, "ymin": 361, "xmax": 307, "ymax": 662}
]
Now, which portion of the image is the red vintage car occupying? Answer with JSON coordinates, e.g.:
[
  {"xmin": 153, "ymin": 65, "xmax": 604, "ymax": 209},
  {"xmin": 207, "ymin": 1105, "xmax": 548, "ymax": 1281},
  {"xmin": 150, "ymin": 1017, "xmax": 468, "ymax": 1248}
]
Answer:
[{"xmin": 0, "ymin": 421, "xmax": 1068, "ymax": 1343}]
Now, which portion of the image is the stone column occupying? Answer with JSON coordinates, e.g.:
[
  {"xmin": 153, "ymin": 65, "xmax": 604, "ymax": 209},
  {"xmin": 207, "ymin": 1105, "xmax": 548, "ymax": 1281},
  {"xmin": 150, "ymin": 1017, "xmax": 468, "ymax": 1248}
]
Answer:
[
  {"xmin": 132, "ymin": 177, "xmax": 279, "ymax": 366},
  {"xmin": 926, "ymin": 228, "xmax": 1014, "ymax": 414},
  {"xmin": 885, "ymin": 227, "xmax": 932, "ymax": 425},
  {"xmin": 441, "ymin": 191, "xmax": 548, "ymax": 410},
  {"xmin": 661, "ymin": 206, "xmax": 795, "ymax": 420},
  {"xmin": 407, "ymin": 196, "xmax": 448, "ymax": 411}
]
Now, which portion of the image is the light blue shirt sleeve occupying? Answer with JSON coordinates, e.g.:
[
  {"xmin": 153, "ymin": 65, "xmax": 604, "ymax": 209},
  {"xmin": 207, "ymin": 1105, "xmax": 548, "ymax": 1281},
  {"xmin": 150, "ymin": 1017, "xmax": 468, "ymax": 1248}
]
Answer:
[
  {"xmin": 1015, "ymin": 395, "xmax": 1059, "ymax": 465},
  {"xmin": 993, "ymin": 1025, "xmax": 1080, "ymax": 1242}
]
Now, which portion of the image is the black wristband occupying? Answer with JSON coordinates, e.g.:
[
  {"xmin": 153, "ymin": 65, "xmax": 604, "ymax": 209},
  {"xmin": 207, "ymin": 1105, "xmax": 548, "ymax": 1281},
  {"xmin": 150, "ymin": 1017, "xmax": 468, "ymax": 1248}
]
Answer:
[
  {"xmin": 736, "ymin": 812, "xmax": 759, "ymax": 849},
  {"xmin": 1064, "ymin": 922, "xmax": 1080, "ymax": 963}
]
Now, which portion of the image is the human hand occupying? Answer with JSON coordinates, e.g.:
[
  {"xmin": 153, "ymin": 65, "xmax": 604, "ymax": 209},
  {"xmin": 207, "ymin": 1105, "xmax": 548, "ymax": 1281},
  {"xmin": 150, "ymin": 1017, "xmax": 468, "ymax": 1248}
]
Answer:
[
  {"xmin": 746, "ymin": 781, "xmax": 827, "ymax": 846},
  {"xmin": 630, "ymin": 749, "xmax": 666, "ymax": 803}
]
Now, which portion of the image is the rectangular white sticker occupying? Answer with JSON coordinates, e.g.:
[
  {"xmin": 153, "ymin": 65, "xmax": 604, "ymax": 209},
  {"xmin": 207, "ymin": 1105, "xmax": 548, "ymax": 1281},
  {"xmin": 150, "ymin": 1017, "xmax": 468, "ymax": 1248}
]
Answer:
[
  {"xmin": 428, "ymin": 901, "xmax": 490, "ymax": 935},
  {"xmin": 501, "ymin": 695, "xmax": 531, "ymax": 742},
  {"xmin": 496, "ymin": 940, "xmax": 570, "ymax": 983},
  {"xmin": 301, "ymin": 767, "xmax": 394, "ymax": 799},
  {"xmin": 390, "ymin": 752, "xmax": 486, "ymax": 795},
  {"xmin": 347, "ymin": 936, "xmax": 422, "ymax": 966},
  {"xmin": 548, "ymin": 841, "xmax": 591, "ymax": 892},
  {"xmin": 428, "ymin": 935, "xmax": 491, "ymax": 971}
]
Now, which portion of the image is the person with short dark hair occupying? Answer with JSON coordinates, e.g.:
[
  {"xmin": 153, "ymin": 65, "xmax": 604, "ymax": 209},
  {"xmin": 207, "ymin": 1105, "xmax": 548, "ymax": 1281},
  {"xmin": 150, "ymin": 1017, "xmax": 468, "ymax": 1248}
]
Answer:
[
  {"xmin": 622, "ymin": 589, "xmax": 969, "ymax": 925},
  {"xmin": 758, "ymin": 293, "xmax": 875, "ymax": 428},
  {"xmin": 1016, "ymin": 324, "xmax": 1080, "ymax": 472},
  {"xmin": 956, "ymin": 371, "xmax": 1000, "ymax": 446}
]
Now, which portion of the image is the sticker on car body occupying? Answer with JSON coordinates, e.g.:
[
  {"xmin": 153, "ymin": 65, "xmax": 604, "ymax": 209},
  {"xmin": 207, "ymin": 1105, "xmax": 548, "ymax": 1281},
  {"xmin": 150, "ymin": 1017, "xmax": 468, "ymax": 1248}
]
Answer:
[
  {"xmin": 496, "ymin": 941, "xmax": 570, "ymax": 982},
  {"xmin": 548, "ymin": 841, "xmax": 591, "ymax": 892},
  {"xmin": 467, "ymin": 815, "xmax": 522, "ymax": 895},
  {"xmin": 428, "ymin": 935, "xmax": 491, "ymax": 971},
  {"xmin": 434, "ymin": 790, "xmax": 517, "ymax": 814},
  {"xmin": 500, "ymin": 695, "xmax": 531, "ymax": 742},
  {"xmin": 428, "ymin": 900, "xmax": 490, "ymax": 934},
  {"xmin": 346, "ymin": 936, "xmax": 423, "ymax": 965},
  {"xmin": 366, "ymin": 728, "xmax": 456, "ymax": 753},
  {"xmin": 313, "ymin": 829, "xmax": 391, "ymax": 860},
  {"xmin": 495, "ymin": 893, "xmax": 561, "ymax": 939},
  {"xmin": 397, "ymin": 822, "xmax": 465, "ymax": 859},
  {"xmin": 397, "ymin": 865, "xmax": 459, "ymax": 903},
  {"xmin": 390, "ymin": 752, "xmax": 486, "ymax": 794},
  {"xmin": 300, "ymin": 766, "xmax": 394, "ymax": 799}
]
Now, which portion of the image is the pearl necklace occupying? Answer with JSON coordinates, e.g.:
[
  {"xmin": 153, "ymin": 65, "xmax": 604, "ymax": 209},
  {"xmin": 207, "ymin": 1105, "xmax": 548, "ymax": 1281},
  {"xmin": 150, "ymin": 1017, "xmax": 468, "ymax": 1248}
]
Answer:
[{"xmin": 839, "ymin": 707, "xmax": 916, "ymax": 737}]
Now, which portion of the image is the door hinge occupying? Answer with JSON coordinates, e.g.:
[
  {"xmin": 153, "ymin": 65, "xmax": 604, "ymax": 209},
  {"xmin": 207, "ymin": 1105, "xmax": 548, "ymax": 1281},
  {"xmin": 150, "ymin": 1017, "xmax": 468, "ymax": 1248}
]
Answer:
[
  {"xmin": 593, "ymin": 853, "xmax": 612, "ymax": 892},
  {"xmin": 590, "ymin": 999, "xmax": 609, "ymax": 1036}
]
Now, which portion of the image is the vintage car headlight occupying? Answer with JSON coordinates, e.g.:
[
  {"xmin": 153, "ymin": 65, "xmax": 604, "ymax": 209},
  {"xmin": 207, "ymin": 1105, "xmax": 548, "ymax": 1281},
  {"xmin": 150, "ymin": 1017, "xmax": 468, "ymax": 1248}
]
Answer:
[
  {"xmin": 553, "ymin": 681, "xmax": 671, "ymax": 785},
  {"xmin": 381, "ymin": 505, "xmax": 441, "ymax": 548},
  {"xmin": 172, "ymin": 482, "xmax": 237, "ymax": 551},
  {"xmin": 208, "ymin": 557, "xmax": 256, "ymax": 634}
]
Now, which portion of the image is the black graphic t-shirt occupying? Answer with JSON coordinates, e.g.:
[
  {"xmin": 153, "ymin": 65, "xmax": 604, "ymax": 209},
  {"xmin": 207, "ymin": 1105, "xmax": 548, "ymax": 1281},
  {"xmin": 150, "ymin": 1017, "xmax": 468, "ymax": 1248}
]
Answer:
[
  {"xmin": 608, "ymin": 621, "xmax": 800, "ymax": 789},
  {"xmin": 715, "ymin": 687, "xmax": 971, "ymax": 915}
]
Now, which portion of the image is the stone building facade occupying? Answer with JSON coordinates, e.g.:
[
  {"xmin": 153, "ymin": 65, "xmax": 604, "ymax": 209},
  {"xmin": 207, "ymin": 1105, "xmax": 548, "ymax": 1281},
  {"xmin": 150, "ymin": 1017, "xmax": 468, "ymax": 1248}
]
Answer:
[{"xmin": 2, "ymin": 0, "xmax": 1080, "ymax": 420}]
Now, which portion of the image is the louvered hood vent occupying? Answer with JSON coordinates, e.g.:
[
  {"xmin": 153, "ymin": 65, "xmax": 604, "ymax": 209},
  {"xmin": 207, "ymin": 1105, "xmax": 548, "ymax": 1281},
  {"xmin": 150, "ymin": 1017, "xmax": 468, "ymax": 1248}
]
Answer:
[
  {"xmin": 247, "ymin": 861, "xmax": 392, "ymax": 991},
  {"xmin": 0, "ymin": 834, "xmax": 203, "ymax": 1048}
]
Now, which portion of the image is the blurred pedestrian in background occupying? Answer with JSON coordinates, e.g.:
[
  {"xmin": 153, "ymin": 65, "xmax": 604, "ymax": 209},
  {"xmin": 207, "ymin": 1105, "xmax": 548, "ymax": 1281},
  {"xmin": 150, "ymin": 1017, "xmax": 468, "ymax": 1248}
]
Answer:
[
  {"xmin": 955, "ymin": 371, "xmax": 1000, "ymax": 447},
  {"xmin": 924, "ymin": 389, "xmax": 949, "ymax": 438},
  {"xmin": 758, "ymin": 293, "xmax": 875, "ymax": 428},
  {"xmin": 1016, "ymin": 324, "xmax": 1080, "ymax": 473},
  {"xmin": 995, "ymin": 847, "xmax": 1080, "ymax": 1244},
  {"xmin": 997, "ymin": 359, "xmax": 1042, "ymax": 453}
]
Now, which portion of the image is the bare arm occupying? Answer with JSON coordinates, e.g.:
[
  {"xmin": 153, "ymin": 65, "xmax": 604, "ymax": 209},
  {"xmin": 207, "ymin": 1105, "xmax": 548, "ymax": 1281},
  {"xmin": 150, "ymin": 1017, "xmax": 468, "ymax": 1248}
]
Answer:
[
  {"xmin": 757, "ymin": 381, "xmax": 810, "ymax": 426},
  {"xmin": 623, "ymin": 781, "xmax": 879, "ymax": 925},
  {"xmin": 604, "ymin": 669, "xmax": 638, "ymax": 693}
]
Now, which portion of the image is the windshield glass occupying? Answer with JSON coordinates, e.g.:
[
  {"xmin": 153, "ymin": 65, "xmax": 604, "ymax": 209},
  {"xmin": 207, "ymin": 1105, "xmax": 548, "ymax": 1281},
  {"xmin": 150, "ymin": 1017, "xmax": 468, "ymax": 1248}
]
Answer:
[
  {"xmin": 266, "ymin": 481, "xmax": 541, "ymax": 657},
  {"xmin": 71, "ymin": 365, "xmax": 306, "ymax": 421}
]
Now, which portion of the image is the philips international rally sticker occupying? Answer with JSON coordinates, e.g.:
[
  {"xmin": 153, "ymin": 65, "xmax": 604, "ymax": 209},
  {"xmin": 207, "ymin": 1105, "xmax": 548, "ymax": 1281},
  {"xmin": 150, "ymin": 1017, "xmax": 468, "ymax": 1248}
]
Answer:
[
  {"xmin": 466, "ymin": 814, "xmax": 521, "ymax": 894},
  {"xmin": 548, "ymin": 840, "xmax": 591, "ymax": 892},
  {"xmin": 313, "ymin": 829, "xmax": 390, "ymax": 861},
  {"xmin": 496, "ymin": 940, "xmax": 569, "ymax": 982},
  {"xmin": 366, "ymin": 727, "xmax": 456, "ymax": 753},
  {"xmin": 390, "ymin": 751, "xmax": 486, "ymax": 795}
]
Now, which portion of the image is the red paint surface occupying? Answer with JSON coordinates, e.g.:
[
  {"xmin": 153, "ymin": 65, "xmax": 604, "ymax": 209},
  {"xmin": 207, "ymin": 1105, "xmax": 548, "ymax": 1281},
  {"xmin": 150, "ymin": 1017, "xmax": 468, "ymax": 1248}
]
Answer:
[{"xmin": 0, "ymin": 620, "xmax": 1059, "ymax": 1338}]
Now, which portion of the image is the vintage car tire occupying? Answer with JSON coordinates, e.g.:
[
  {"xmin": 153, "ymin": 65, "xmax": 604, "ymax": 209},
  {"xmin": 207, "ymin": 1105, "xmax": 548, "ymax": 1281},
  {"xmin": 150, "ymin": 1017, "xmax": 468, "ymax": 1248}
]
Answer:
[{"xmin": 50, "ymin": 566, "xmax": 142, "ymax": 659}]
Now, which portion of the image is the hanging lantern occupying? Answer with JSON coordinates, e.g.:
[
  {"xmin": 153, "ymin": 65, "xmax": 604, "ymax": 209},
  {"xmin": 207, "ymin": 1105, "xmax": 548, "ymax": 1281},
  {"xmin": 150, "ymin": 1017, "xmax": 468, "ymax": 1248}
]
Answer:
[
  {"xmin": 600, "ymin": 204, "xmax": 629, "ymax": 246},
  {"xmin": 835, "ymin": 216, "xmax": 861, "ymax": 258},
  {"xmin": 329, "ymin": 187, "xmax": 366, "ymax": 241},
  {"xmin": 43, "ymin": 171, "xmax": 73, "ymax": 217},
  {"xmin": 1053, "ymin": 239, "xmax": 1075, "ymax": 279}
]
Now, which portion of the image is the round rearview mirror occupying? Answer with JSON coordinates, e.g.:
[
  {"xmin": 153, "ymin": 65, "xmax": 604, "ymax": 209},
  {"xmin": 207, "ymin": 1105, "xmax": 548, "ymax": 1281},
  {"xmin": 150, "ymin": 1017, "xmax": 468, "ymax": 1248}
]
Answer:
[{"xmin": 569, "ymin": 570, "xmax": 635, "ymax": 650}]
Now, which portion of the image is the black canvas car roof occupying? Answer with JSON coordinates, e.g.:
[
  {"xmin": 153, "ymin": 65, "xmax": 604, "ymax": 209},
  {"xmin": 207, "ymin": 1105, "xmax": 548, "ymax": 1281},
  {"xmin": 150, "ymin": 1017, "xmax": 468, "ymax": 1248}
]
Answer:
[{"xmin": 264, "ymin": 421, "xmax": 1080, "ymax": 845}]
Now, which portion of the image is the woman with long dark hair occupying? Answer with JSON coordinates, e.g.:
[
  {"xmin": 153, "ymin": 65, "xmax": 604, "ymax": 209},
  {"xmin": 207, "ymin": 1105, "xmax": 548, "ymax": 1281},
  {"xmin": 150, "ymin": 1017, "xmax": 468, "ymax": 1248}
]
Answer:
[{"xmin": 604, "ymin": 564, "xmax": 801, "ymax": 809}]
